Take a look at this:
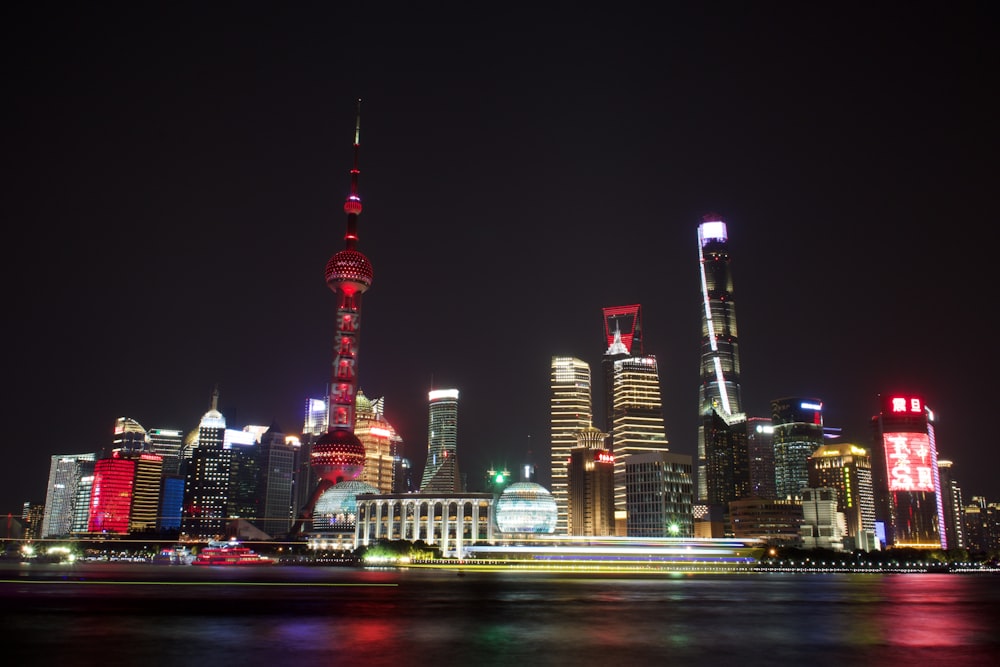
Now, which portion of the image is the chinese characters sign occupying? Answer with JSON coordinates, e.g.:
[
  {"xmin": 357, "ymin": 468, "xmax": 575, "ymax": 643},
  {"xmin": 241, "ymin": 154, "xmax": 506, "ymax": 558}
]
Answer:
[{"xmin": 883, "ymin": 432, "xmax": 935, "ymax": 492}]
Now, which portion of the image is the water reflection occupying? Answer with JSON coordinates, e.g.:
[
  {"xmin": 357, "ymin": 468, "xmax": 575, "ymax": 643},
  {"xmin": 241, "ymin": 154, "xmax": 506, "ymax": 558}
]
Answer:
[{"xmin": 2, "ymin": 565, "xmax": 998, "ymax": 666}]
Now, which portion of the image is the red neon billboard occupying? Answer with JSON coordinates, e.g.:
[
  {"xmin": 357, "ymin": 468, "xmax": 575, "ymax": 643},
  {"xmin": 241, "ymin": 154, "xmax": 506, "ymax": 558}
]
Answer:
[{"xmin": 882, "ymin": 432, "xmax": 934, "ymax": 492}]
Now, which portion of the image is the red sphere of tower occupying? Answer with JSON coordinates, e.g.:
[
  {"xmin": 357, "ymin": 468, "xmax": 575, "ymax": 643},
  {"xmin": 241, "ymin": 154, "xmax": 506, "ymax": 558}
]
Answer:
[
  {"xmin": 310, "ymin": 429, "xmax": 366, "ymax": 484},
  {"xmin": 325, "ymin": 249, "xmax": 373, "ymax": 294}
]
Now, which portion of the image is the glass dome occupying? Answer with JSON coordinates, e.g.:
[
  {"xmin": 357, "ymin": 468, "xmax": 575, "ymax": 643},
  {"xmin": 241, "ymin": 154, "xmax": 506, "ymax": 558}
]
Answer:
[
  {"xmin": 312, "ymin": 480, "xmax": 379, "ymax": 531},
  {"xmin": 495, "ymin": 482, "xmax": 557, "ymax": 534}
]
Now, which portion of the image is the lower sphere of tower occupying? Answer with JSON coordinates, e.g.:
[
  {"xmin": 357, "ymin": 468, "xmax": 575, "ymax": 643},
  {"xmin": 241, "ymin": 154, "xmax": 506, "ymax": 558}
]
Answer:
[
  {"xmin": 311, "ymin": 430, "xmax": 366, "ymax": 484},
  {"xmin": 326, "ymin": 249, "xmax": 373, "ymax": 293}
]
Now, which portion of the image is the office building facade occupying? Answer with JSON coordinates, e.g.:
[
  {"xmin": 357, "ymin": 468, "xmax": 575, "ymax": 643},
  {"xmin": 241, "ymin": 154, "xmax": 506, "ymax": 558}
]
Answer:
[
  {"xmin": 771, "ymin": 397, "xmax": 825, "ymax": 500},
  {"xmin": 625, "ymin": 451, "xmax": 694, "ymax": 537},
  {"xmin": 550, "ymin": 356, "xmax": 593, "ymax": 534}
]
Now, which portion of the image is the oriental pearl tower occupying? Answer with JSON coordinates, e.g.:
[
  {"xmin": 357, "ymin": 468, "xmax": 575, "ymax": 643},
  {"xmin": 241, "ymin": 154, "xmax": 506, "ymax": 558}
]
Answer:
[{"xmin": 296, "ymin": 100, "xmax": 372, "ymax": 529}]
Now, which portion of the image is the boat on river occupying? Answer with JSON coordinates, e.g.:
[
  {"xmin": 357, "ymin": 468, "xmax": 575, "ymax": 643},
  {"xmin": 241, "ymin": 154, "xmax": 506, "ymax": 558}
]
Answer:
[{"xmin": 192, "ymin": 541, "xmax": 275, "ymax": 566}]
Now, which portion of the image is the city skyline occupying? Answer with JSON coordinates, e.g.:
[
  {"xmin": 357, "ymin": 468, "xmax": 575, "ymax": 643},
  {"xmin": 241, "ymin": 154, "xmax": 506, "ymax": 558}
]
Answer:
[{"xmin": 5, "ymin": 5, "xmax": 998, "ymax": 513}]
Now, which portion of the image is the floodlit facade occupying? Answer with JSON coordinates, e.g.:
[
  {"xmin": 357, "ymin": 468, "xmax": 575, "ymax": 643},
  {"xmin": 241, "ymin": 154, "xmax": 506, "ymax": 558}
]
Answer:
[
  {"xmin": 421, "ymin": 389, "xmax": 461, "ymax": 493},
  {"xmin": 808, "ymin": 442, "xmax": 877, "ymax": 550},
  {"xmin": 609, "ymin": 355, "xmax": 670, "ymax": 515},
  {"xmin": 696, "ymin": 214, "xmax": 748, "ymax": 506},
  {"xmin": 550, "ymin": 356, "xmax": 592, "ymax": 534},
  {"xmin": 356, "ymin": 392, "xmax": 402, "ymax": 493},
  {"xmin": 870, "ymin": 394, "xmax": 945, "ymax": 549},
  {"xmin": 88, "ymin": 453, "xmax": 138, "ymax": 534},
  {"xmin": 127, "ymin": 452, "xmax": 164, "ymax": 533}
]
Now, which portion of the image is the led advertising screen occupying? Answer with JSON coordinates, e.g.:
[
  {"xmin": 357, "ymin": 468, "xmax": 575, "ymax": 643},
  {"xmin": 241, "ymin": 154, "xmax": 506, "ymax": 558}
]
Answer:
[{"xmin": 882, "ymin": 432, "xmax": 935, "ymax": 492}]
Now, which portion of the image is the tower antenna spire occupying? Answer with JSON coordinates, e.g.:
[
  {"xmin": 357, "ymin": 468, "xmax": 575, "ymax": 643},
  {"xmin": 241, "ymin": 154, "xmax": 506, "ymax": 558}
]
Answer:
[{"xmin": 343, "ymin": 97, "xmax": 363, "ymax": 249}]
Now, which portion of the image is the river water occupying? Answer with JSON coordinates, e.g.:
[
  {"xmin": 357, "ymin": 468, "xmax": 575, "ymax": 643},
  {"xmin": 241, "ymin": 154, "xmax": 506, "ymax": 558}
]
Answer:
[{"xmin": 1, "ymin": 562, "xmax": 998, "ymax": 666}]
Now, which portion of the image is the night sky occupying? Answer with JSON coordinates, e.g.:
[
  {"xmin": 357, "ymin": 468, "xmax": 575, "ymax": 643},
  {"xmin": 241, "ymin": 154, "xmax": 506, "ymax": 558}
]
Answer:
[{"xmin": 5, "ymin": 3, "xmax": 998, "ymax": 514}]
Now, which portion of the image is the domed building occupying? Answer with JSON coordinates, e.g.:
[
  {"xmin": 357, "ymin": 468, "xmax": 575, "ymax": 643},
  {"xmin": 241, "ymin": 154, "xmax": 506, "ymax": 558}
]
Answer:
[
  {"xmin": 312, "ymin": 480, "xmax": 379, "ymax": 531},
  {"xmin": 495, "ymin": 482, "xmax": 557, "ymax": 534}
]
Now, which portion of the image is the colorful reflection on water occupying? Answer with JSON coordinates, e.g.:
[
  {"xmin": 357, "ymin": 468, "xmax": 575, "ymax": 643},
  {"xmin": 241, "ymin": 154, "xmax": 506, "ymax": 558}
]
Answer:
[{"xmin": 2, "ymin": 564, "xmax": 998, "ymax": 666}]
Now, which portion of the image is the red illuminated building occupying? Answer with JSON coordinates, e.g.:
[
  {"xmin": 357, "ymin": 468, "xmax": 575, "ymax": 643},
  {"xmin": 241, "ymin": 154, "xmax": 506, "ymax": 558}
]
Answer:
[
  {"xmin": 870, "ymin": 394, "xmax": 945, "ymax": 549},
  {"xmin": 297, "ymin": 101, "xmax": 371, "ymax": 529},
  {"xmin": 88, "ymin": 453, "xmax": 137, "ymax": 534}
]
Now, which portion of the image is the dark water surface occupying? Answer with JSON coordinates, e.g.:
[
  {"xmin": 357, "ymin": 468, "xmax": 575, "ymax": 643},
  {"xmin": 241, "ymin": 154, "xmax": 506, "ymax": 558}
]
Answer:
[{"xmin": 2, "ymin": 563, "xmax": 998, "ymax": 666}]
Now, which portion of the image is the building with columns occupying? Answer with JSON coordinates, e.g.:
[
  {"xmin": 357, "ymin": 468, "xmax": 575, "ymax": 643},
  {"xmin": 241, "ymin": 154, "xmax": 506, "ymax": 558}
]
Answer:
[{"xmin": 354, "ymin": 492, "xmax": 496, "ymax": 558}]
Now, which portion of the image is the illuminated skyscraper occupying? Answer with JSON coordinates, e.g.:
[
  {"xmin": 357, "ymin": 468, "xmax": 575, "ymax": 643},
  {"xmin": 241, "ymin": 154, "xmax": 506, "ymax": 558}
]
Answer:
[
  {"xmin": 937, "ymin": 459, "xmax": 965, "ymax": 549},
  {"xmin": 870, "ymin": 394, "xmax": 945, "ymax": 549},
  {"xmin": 127, "ymin": 452, "xmax": 163, "ymax": 533},
  {"xmin": 109, "ymin": 416, "xmax": 149, "ymax": 458},
  {"xmin": 808, "ymin": 442, "xmax": 877, "ymax": 550},
  {"xmin": 696, "ymin": 213, "xmax": 749, "ymax": 506},
  {"xmin": 771, "ymin": 397, "xmax": 825, "ymax": 500},
  {"xmin": 181, "ymin": 388, "xmax": 231, "ymax": 539},
  {"xmin": 421, "ymin": 389, "xmax": 461, "ymax": 492},
  {"xmin": 298, "ymin": 101, "xmax": 371, "ymax": 527},
  {"xmin": 601, "ymin": 304, "xmax": 642, "ymax": 433},
  {"xmin": 88, "ymin": 453, "xmax": 137, "ymax": 534},
  {"xmin": 149, "ymin": 428, "xmax": 184, "ymax": 476},
  {"xmin": 550, "ymin": 357, "xmax": 592, "ymax": 534},
  {"xmin": 355, "ymin": 392, "xmax": 403, "ymax": 493},
  {"xmin": 567, "ymin": 425, "xmax": 615, "ymax": 536},
  {"xmin": 40, "ymin": 453, "xmax": 96, "ymax": 538},
  {"xmin": 601, "ymin": 305, "xmax": 670, "ymax": 523}
]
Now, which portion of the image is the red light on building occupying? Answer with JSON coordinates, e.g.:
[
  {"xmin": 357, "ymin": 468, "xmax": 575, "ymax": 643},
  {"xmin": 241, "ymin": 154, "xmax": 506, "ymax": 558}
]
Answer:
[
  {"xmin": 883, "ymin": 432, "xmax": 934, "ymax": 492},
  {"xmin": 888, "ymin": 395, "xmax": 923, "ymax": 414},
  {"xmin": 88, "ymin": 456, "xmax": 136, "ymax": 534}
]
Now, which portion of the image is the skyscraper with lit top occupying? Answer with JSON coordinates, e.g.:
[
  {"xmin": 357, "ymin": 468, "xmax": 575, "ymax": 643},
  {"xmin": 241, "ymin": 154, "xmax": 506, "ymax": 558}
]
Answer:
[
  {"xmin": 421, "ymin": 389, "xmax": 461, "ymax": 492},
  {"xmin": 696, "ymin": 213, "xmax": 749, "ymax": 506},
  {"xmin": 298, "ymin": 101, "xmax": 370, "ymax": 527},
  {"xmin": 602, "ymin": 306, "xmax": 670, "ymax": 523},
  {"xmin": 550, "ymin": 357, "xmax": 592, "ymax": 534},
  {"xmin": 870, "ymin": 393, "xmax": 945, "ymax": 549}
]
